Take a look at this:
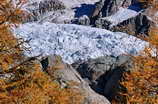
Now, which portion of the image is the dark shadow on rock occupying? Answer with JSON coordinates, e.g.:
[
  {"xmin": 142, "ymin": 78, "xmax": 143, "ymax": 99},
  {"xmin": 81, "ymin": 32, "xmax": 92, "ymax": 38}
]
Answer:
[
  {"xmin": 90, "ymin": 66, "xmax": 126, "ymax": 101},
  {"xmin": 41, "ymin": 57, "xmax": 49, "ymax": 70},
  {"xmin": 72, "ymin": 55, "xmax": 132, "ymax": 102},
  {"xmin": 135, "ymin": 14, "xmax": 150, "ymax": 35},
  {"xmin": 73, "ymin": 4, "xmax": 95, "ymax": 18}
]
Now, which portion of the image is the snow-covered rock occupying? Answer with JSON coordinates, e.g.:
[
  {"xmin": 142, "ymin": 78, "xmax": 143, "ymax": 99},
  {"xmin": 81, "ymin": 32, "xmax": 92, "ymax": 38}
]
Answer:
[
  {"xmin": 102, "ymin": 7, "xmax": 140, "ymax": 27},
  {"xmin": 23, "ymin": 0, "xmax": 99, "ymax": 23},
  {"xmin": 14, "ymin": 22, "xmax": 147, "ymax": 64}
]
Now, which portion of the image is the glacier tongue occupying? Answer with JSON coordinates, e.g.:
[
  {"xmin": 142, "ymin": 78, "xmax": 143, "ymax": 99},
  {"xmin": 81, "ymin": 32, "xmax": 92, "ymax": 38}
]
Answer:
[{"xmin": 14, "ymin": 22, "xmax": 147, "ymax": 64}]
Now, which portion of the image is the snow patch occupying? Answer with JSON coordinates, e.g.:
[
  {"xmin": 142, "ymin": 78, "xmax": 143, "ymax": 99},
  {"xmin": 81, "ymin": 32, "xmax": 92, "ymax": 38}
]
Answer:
[{"xmin": 103, "ymin": 8, "xmax": 140, "ymax": 27}]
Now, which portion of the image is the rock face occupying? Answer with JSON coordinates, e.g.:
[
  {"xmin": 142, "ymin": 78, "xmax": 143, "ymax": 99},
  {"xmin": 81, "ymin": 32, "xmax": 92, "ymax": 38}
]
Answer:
[
  {"xmin": 72, "ymin": 55, "xmax": 133, "ymax": 101},
  {"xmin": 94, "ymin": 9, "xmax": 151, "ymax": 36},
  {"xmin": 40, "ymin": 55, "xmax": 111, "ymax": 104},
  {"xmin": 88, "ymin": 0, "xmax": 152, "ymax": 36},
  {"xmin": 90, "ymin": 0, "xmax": 133, "ymax": 24},
  {"xmin": 111, "ymin": 13, "xmax": 151, "ymax": 36},
  {"xmin": 38, "ymin": 0, "xmax": 65, "ymax": 14},
  {"xmin": 23, "ymin": 0, "xmax": 100, "ymax": 24},
  {"xmin": 24, "ymin": 0, "xmax": 66, "ymax": 23},
  {"xmin": 134, "ymin": 13, "xmax": 151, "ymax": 35}
]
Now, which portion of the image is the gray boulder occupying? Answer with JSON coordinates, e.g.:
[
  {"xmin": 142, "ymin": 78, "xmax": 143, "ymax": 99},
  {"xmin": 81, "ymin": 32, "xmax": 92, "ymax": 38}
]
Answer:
[
  {"xmin": 72, "ymin": 55, "xmax": 133, "ymax": 101},
  {"xmin": 78, "ymin": 15, "xmax": 90, "ymax": 26},
  {"xmin": 54, "ymin": 64, "xmax": 111, "ymax": 104},
  {"xmin": 72, "ymin": 55, "xmax": 132, "ymax": 82},
  {"xmin": 40, "ymin": 55, "xmax": 111, "ymax": 104}
]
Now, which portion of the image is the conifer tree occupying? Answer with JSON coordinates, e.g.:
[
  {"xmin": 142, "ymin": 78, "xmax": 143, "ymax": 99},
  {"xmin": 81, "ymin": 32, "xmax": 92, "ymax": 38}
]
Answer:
[
  {"xmin": 119, "ymin": 1, "xmax": 158, "ymax": 103},
  {"xmin": 0, "ymin": 1, "xmax": 84, "ymax": 104}
]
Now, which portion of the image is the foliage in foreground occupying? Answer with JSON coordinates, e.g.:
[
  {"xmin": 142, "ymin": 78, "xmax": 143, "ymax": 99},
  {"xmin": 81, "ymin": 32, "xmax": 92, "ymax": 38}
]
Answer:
[
  {"xmin": 0, "ymin": 0, "xmax": 84, "ymax": 104},
  {"xmin": 115, "ymin": 1, "xmax": 158, "ymax": 103},
  {"xmin": 119, "ymin": 24, "xmax": 158, "ymax": 104},
  {"xmin": 0, "ymin": 62, "xmax": 84, "ymax": 104}
]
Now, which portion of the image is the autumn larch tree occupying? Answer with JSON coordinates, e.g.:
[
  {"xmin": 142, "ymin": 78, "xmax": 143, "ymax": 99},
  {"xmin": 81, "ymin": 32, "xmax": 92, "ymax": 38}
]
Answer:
[
  {"xmin": 0, "ymin": 0, "xmax": 84, "ymax": 104},
  {"xmin": 119, "ymin": 1, "xmax": 158, "ymax": 103}
]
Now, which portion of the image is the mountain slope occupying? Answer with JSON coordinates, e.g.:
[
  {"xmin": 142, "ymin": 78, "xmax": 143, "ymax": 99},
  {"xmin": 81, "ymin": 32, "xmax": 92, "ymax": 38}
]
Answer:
[{"xmin": 23, "ymin": 0, "xmax": 99, "ymax": 23}]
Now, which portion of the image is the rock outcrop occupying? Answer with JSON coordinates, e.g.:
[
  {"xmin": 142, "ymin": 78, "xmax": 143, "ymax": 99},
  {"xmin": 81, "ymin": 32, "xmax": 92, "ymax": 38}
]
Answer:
[
  {"xmin": 72, "ymin": 55, "xmax": 133, "ymax": 101},
  {"xmin": 77, "ymin": 15, "xmax": 91, "ymax": 26},
  {"xmin": 90, "ymin": 0, "xmax": 133, "ymax": 24},
  {"xmin": 88, "ymin": 0, "xmax": 153, "ymax": 36},
  {"xmin": 40, "ymin": 55, "xmax": 111, "ymax": 104},
  {"xmin": 24, "ymin": 0, "xmax": 66, "ymax": 23},
  {"xmin": 110, "ymin": 13, "xmax": 151, "ymax": 36}
]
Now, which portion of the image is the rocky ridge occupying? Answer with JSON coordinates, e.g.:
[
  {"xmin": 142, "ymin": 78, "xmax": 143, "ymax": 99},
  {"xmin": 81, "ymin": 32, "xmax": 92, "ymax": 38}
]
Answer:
[{"xmin": 23, "ymin": 0, "xmax": 156, "ymax": 36}]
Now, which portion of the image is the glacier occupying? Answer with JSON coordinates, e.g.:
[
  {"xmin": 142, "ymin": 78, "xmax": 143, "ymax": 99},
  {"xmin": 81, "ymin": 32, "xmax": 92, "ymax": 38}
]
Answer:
[{"xmin": 14, "ymin": 22, "xmax": 147, "ymax": 64}]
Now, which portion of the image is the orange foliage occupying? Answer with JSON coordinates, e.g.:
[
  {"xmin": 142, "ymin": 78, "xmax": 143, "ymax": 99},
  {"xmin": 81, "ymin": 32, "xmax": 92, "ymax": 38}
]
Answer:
[
  {"xmin": 0, "ymin": 62, "xmax": 84, "ymax": 104},
  {"xmin": 139, "ymin": 0, "xmax": 158, "ymax": 8},
  {"xmin": 119, "ymin": 24, "xmax": 158, "ymax": 103},
  {"xmin": 0, "ymin": 1, "xmax": 84, "ymax": 104},
  {"xmin": 121, "ymin": 68, "xmax": 158, "ymax": 104},
  {"xmin": 0, "ymin": 0, "xmax": 26, "ymax": 72}
]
